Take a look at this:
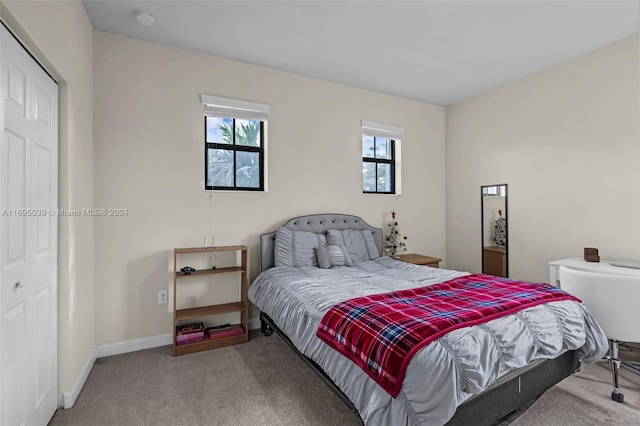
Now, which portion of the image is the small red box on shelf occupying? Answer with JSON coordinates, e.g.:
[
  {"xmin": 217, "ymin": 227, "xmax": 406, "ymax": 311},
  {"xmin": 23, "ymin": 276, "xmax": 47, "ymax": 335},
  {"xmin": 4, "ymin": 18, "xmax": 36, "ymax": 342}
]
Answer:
[
  {"xmin": 176, "ymin": 322, "xmax": 204, "ymax": 345},
  {"xmin": 207, "ymin": 324, "xmax": 244, "ymax": 340}
]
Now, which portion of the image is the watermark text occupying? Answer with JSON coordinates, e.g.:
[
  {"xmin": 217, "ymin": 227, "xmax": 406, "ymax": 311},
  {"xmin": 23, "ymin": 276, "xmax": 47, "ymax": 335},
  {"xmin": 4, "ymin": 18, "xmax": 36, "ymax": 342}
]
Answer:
[{"xmin": 1, "ymin": 208, "xmax": 129, "ymax": 217}]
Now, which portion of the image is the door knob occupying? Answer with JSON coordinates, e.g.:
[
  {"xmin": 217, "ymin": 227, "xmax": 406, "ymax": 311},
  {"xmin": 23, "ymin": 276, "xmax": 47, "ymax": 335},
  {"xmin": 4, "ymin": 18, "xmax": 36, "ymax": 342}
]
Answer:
[{"xmin": 14, "ymin": 281, "xmax": 23, "ymax": 289}]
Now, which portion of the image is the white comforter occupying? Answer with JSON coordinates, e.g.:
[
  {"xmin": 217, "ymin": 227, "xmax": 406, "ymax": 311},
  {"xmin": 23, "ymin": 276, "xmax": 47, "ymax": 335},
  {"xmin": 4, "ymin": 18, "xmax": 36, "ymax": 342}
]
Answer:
[{"xmin": 248, "ymin": 258, "xmax": 608, "ymax": 426}]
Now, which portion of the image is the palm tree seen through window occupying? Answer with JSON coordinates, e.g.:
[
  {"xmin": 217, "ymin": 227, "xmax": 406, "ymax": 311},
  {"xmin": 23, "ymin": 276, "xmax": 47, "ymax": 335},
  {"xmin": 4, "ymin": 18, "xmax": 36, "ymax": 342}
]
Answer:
[{"xmin": 205, "ymin": 117, "xmax": 264, "ymax": 190}]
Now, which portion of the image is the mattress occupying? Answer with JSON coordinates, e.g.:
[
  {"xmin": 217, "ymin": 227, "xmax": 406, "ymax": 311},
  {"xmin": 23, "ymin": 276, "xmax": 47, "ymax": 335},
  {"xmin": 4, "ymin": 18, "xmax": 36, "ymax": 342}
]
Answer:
[{"xmin": 248, "ymin": 257, "xmax": 609, "ymax": 426}]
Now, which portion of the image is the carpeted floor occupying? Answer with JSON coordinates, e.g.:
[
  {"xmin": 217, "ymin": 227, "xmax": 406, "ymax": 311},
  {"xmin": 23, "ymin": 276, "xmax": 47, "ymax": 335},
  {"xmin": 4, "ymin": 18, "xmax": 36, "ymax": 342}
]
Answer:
[
  {"xmin": 49, "ymin": 333, "xmax": 639, "ymax": 426},
  {"xmin": 50, "ymin": 331, "xmax": 360, "ymax": 426},
  {"xmin": 511, "ymin": 342, "xmax": 640, "ymax": 426}
]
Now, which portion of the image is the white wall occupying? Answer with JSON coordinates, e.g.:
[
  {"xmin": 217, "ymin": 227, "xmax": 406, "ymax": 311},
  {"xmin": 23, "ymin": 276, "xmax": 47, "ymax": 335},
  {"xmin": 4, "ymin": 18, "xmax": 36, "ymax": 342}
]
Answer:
[
  {"xmin": 1, "ymin": 0, "xmax": 95, "ymax": 398},
  {"xmin": 446, "ymin": 35, "xmax": 640, "ymax": 283},
  {"xmin": 93, "ymin": 31, "xmax": 446, "ymax": 345}
]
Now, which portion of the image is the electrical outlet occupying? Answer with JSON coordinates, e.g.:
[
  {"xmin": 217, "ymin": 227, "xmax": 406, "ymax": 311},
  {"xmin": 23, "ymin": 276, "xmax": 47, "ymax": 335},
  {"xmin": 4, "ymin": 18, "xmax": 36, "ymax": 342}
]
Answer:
[{"xmin": 157, "ymin": 290, "xmax": 168, "ymax": 305}]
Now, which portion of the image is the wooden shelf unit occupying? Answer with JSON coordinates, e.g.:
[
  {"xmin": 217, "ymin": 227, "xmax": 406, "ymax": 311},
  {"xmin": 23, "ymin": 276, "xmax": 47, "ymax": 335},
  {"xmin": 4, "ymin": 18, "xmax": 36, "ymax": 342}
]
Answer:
[{"xmin": 172, "ymin": 245, "xmax": 248, "ymax": 356}]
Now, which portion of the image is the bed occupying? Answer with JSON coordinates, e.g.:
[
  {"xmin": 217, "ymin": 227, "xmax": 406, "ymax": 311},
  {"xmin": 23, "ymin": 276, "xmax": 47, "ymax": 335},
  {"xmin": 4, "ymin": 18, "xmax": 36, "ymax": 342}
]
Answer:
[{"xmin": 248, "ymin": 214, "xmax": 609, "ymax": 425}]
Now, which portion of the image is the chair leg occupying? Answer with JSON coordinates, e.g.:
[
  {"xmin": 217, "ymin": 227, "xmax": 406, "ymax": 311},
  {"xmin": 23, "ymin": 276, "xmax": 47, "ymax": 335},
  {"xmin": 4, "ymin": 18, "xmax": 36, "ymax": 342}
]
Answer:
[{"xmin": 609, "ymin": 339, "xmax": 624, "ymax": 403}]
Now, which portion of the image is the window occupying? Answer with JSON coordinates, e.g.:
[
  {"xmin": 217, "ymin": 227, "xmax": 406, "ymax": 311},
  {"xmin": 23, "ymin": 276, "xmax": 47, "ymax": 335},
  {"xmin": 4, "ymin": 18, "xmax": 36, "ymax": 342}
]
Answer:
[
  {"xmin": 361, "ymin": 120, "xmax": 403, "ymax": 194},
  {"xmin": 362, "ymin": 136, "xmax": 395, "ymax": 193},
  {"xmin": 205, "ymin": 117, "xmax": 264, "ymax": 190},
  {"xmin": 482, "ymin": 185, "xmax": 505, "ymax": 197},
  {"xmin": 202, "ymin": 95, "xmax": 270, "ymax": 191}
]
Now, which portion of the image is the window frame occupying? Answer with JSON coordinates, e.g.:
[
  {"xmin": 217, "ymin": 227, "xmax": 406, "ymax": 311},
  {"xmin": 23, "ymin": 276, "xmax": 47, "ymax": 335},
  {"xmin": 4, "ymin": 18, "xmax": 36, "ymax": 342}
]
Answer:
[
  {"xmin": 362, "ymin": 136, "xmax": 396, "ymax": 194},
  {"xmin": 201, "ymin": 94, "xmax": 270, "ymax": 192},
  {"xmin": 361, "ymin": 120, "xmax": 403, "ymax": 195},
  {"xmin": 204, "ymin": 117, "xmax": 265, "ymax": 191}
]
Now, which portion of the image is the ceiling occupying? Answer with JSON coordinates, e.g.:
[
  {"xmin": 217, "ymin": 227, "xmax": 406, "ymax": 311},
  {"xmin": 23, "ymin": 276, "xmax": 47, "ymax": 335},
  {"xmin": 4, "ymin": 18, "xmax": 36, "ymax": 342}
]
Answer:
[{"xmin": 83, "ymin": 1, "xmax": 639, "ymax": 106}]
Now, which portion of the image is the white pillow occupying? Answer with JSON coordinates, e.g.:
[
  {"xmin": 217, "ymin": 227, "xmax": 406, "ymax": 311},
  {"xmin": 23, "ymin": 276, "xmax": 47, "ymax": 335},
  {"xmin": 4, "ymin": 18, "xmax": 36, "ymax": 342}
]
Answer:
[
  {"xmin": 274, "ymin": 227, "xmax": 327, "ymax": 267},
  {"xmin": 326, "ymin": 229, "xmax": 379, "ymax": 264},
  {"xmin": 316, "ymin": 244, "xmax": 354, "ymax": 268}
]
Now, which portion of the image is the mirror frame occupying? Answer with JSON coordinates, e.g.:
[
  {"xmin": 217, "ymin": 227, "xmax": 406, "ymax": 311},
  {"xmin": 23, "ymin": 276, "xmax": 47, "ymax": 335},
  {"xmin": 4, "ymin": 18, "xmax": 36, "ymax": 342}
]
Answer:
[{"xmin": 481, "ymin": 184, "xmax": 508, "ymax": 277}]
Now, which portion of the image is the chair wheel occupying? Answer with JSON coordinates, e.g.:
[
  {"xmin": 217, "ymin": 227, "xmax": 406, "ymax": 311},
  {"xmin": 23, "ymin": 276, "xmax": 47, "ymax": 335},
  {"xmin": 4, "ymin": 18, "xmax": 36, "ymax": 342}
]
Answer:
[{"xmin": 611, "ymin": 391, "xmax": 624, "ymax": 403}]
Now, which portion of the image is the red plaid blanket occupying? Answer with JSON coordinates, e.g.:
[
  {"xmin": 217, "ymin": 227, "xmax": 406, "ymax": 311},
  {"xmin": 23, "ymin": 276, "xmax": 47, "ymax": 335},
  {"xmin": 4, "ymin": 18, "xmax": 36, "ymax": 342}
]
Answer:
[{"xmin": 316, "ymin": 273, "xmax": 579, "ymax": 397}]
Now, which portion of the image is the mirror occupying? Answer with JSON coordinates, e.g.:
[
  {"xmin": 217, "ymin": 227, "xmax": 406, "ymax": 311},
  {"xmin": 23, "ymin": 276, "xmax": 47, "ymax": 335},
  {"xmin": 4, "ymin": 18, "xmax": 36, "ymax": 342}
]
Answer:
[{"xmin": 481, "ymin": 184, "xmax": 508, "ymax": 277}]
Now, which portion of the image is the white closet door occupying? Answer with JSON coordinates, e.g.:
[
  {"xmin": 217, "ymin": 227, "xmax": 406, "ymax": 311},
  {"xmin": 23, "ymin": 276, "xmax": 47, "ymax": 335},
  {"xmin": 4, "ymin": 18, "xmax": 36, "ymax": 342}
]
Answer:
[{"xmin": 1, "ymin": 24, "xmax": 58, "ymax": 426}]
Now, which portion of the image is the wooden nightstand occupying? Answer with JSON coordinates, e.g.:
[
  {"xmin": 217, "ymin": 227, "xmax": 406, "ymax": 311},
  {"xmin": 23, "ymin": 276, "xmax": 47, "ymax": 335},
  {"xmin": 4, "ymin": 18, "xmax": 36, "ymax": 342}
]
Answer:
[
  {"xmin": 397, "ymin": 253, "xmax": 441, "ymax": 268},
  {"xmin": 483, "ymin": 246, "xmax": 506, "ymax": 277}
]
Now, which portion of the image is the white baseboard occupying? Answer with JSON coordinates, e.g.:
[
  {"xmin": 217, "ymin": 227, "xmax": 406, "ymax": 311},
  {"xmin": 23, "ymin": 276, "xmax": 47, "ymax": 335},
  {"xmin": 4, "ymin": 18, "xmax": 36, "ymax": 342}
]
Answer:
[
  {"xmin": 96, "ymin": 333, "xmax": 173, "ymax": 358},
  {"xmin": 60, "ymin": 349, "xmax": 96, "ymax": 409},
  {"xmin": 96, "ymin": 320, "xmax": 261, "ymax": 359}
]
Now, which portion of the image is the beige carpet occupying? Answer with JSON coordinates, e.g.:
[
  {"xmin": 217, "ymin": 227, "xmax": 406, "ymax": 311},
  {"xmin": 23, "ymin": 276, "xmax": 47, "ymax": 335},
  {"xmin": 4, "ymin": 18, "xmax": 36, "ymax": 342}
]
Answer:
[
  {"xmin": 511, "ymin": 343, "xmax": 640, "ymax": 426},
  {"xmin": 50, "ymin": 331, "xmax": 360, "ymax": 426},
  {"xmin": 49, "ymin": 333, "xmax": 639, "ymax": 426}
]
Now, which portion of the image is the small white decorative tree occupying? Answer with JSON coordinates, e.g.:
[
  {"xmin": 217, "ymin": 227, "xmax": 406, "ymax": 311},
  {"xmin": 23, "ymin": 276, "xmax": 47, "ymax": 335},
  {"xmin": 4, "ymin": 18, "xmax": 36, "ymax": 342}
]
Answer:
[
  {"xmin": 385, "ymin": 210, "xmax": 408, "ymax": 258},
  {"xmin": 493, "ymin": 209, "xmax": 506, "ymax": 247}
]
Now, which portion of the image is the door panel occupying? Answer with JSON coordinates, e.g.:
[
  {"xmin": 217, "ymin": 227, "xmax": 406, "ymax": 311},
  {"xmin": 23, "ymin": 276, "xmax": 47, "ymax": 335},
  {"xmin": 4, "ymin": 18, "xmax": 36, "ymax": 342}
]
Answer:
[
  {"xmin": 2, "ymin": 303, "xmax": 27, "ymax": 426},
  {"xmin": 34, "ymin": 84, "xmax": 51, "ymax": 130},
  {"xmin": 1, "ymin": 24, "xmax": 58, "ymax": 426},
  {"xmin": 33, "ymin": 286, "xmax": 52, "ymax": 409},
  {"xmin": 6, "ymin": 60, "xmax": 26, "ymax": 115},
  {"xmin": 5, "ymin": 131, "xmax": 26, "ymax": 265},
  {"xmin": 34, "ymin": 146, "xmax": 51, "ymax": 254}
]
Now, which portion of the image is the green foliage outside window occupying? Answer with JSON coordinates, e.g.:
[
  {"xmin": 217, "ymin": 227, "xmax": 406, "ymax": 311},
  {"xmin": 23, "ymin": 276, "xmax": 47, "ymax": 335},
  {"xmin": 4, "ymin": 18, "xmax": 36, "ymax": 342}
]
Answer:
[{"xmin": 206, "ymin": 118, "xmax": 263, "ymax": 190}]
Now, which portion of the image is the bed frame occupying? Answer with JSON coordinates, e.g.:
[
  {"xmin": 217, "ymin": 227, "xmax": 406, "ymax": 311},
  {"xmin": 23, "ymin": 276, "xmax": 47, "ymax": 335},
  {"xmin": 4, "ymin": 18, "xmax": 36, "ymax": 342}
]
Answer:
[{"xmin": 257, "ymin": 213, "xmax": 580, "ymax": 425}]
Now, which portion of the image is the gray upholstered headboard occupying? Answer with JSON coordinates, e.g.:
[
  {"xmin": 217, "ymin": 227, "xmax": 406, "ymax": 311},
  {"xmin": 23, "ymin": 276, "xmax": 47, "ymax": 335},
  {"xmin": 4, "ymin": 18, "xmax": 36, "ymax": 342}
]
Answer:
[{"xmin": 260, "ymin": 213, "xmax": 383, "ymax": 272}]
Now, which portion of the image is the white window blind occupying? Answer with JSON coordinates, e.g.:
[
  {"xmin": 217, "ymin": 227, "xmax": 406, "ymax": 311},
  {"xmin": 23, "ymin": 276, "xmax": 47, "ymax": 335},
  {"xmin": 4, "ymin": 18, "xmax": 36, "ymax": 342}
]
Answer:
[
  {"xmin": 361, "ymin": 120, "xmax": 404, "ymax": 139},
  {"xmin": 201, "ymin": 94, "xmax": 270, "ymax": 120}
]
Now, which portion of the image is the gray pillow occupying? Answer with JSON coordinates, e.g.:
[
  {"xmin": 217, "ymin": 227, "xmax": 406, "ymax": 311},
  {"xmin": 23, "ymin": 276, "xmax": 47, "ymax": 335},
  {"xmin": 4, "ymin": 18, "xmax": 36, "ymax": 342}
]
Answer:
[
  {"xmin": 316, "ymin": 244, "xmax": 354, "ymax": 268},
  {"xmin": 326, "ymin": 229, "xmax": 379, "ymax": 264},
  {"xmin": 274, "ymin": 227, "xmax": 327, "ymax": 267}
]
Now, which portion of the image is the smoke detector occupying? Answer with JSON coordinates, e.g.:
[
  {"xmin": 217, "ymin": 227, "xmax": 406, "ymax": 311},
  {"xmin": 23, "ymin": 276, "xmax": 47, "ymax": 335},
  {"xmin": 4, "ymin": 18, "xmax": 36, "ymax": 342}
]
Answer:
[{"xmin": 135, "ymin": 10, "xmax": 156, "ymax": 26}]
